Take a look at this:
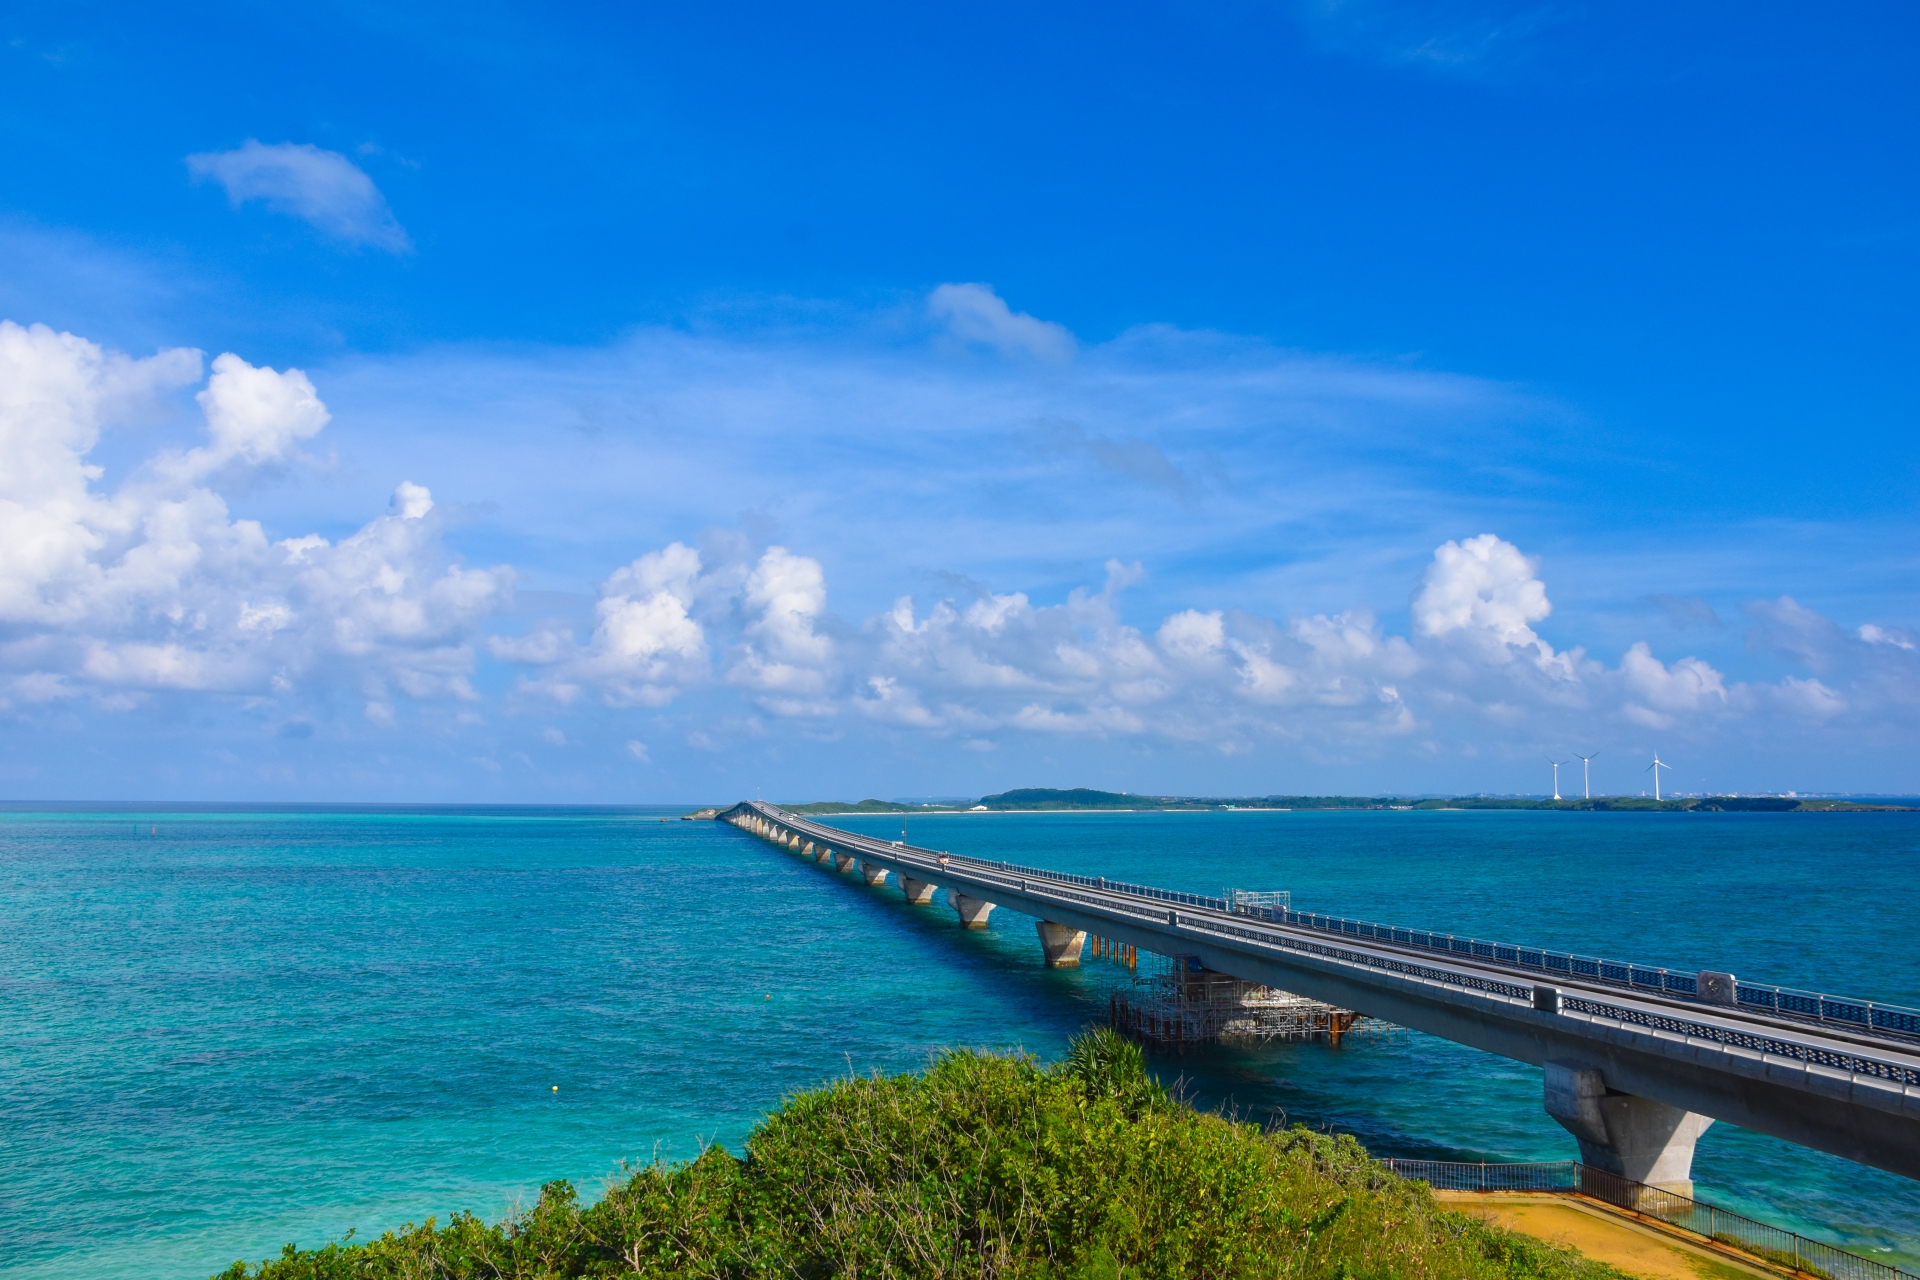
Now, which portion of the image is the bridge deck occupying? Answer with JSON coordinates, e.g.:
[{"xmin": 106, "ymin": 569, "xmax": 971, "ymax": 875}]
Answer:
[{"xmin": 724, "ymin": 801, "xmax": 1920, "ymax": 1182}]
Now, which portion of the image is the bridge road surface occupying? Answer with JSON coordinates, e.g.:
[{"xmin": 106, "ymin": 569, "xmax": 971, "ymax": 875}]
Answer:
[{"xmin": 723, "ymin": 802, "xmax": 1920, "ymax": 1186}]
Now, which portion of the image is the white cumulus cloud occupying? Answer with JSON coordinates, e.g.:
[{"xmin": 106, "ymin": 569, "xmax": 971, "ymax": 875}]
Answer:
[
  {"xmin": 729, "ymin": 546, "xmax": 835, "ymax": 710},
  {"xmin": 0, "ymin": 322, "xmax": 509, "ymax": 715},
  {"xmin": 498, "ymin": 542, "xmax": 709, "ymax": 708},
  {"xmin": 1414, "ymin": 533, "xmax": 1550, "ymax": 646},
  {"xmin": 1412, "ymin": 533, "xmax": 1581, "ymax": 680}
]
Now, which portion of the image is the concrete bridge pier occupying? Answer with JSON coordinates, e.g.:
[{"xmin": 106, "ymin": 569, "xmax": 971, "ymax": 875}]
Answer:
[
  {"xmin": 1036, "ymin": 921, "xmax": 1087, "ymax": 967},
  {"xmin": 949, "ymin": 893, "xmax": 995, "ymax": 929},
  {"xmin": 834, "ymin": 853, "xmax": 856, "ymax": 873},
  {"xmin": 1545, "ymin": 1061, "xmax": 1715, "ymax": 1196},
  {"xmin": 860, "ymin": 862, "xmax": 889, "ymax": 886},
  {"xmin": 899, "ymin": 875, "xmax": 937, "ymax": 905},
  {"xmin": 802, "ymin": 840, "xmax": 816, "ymax": 858}
]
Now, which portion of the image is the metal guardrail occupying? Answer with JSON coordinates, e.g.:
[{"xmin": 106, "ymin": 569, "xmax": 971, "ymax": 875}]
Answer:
[
  {"xmin": 740, "ymin": 804, "xmax": 1920, "ymax": 1057},
  {"xmin": 954, "ymin": 855, "xmax": 1233, "ymax": 912},
  {"xmin": 1382, "ymin": 1159, "xmax": 1919, "ymax": 1280},
  {"xmin": 1170, "ymin": 910, "xmax": 1920, "ymax": 1087},
  {"xmin": 1249, "ymin": 906, "xmax": 1920, "ymax": 1044}
]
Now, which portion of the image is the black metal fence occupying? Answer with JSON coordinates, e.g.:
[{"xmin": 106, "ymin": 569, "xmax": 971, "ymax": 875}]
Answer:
[{"xmin": 1382, "ymin": 1159, "xmax": 1918, "ymax": 1280}]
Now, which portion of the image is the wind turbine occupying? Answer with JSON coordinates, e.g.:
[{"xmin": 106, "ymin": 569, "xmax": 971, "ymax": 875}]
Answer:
[
  {"xmin": 1647, "ymin": 752, "xmax": 1672, "ymax": 801},
  {"xmin": 1548, "ymin": 758, "xmax": 1569, "ymax": 801},
  {"xmin": 1576, "ymin": 752, "xmax": 1599, "ymax": 800}
]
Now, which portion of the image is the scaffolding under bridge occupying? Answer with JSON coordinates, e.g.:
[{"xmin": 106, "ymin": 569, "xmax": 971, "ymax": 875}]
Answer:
[{"xmin": 1108, "ymin": 955, "xmax": 1391, "ymax": 1048}]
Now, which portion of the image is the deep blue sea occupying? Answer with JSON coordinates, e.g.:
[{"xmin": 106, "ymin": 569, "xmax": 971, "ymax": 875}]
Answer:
[{"xmin": 4, "ymin": 805, "xmax": 1919, "ymax": 1278}]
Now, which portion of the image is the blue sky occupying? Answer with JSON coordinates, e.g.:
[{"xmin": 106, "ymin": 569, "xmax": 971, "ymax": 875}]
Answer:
[{"xmin": 1, "ymin": 1, "xmax": 1915, "ymax": 801}]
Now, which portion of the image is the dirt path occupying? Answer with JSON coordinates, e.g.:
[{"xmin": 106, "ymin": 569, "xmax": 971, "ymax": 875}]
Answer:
[{"xmin": 1436, "ymin": 1192, "xmax": 1782, "ymax": 1280}]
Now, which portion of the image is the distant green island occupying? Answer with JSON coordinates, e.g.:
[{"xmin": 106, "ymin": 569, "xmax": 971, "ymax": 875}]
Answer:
[{"xmin": 766, "ymin": 787, "xmax": 1913, "ymax": 815}]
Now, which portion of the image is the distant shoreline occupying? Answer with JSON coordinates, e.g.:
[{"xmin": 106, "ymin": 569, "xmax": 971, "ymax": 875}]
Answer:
[{"xmin": 747, "ymin": 790, "xmax": 1918, "ymax": 819}]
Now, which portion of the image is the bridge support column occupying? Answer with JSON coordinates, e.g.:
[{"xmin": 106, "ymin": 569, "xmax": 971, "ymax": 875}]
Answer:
[
  {"xmin": 1036, "ymin": 921, "xmax": 1087, "ymax": 967},
  {"xmin": 861, "ymin": 862, "xmax": 889, "ymax": 885},
  {"xmin": 835, "ymin": 853, "xmax": 856, "ymax": 873},
  {"xmin": 1545, "ymin": 1061, "xmax": 1714, "ymax": 1196},
  {"xmin": 802, "ymin": 840, "xmax": 815, "ymax": 858},
  {"xmin": 899, "ymin": 875, "xmax": 937, "ymax": 904},
  {"xmin": 949, "ymin": 893, "xmax": 995, "ymax": 929}
]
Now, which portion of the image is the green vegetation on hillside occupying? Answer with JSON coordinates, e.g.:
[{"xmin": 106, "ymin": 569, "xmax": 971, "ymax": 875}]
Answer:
[
  {"xmin": 216, "ymin": 1031, "xmax": 1625, "ymax": 1280},
  {"xmin": 777, "ymin": 798, "xmax": 952, "ymax": 814},
  {"xmin": 979, "ymin": 787, "xmax": 1181, "ymax": 809}
]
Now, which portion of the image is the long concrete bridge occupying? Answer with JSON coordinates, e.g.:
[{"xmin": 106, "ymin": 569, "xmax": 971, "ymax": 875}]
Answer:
[{"xmin": 720, "ymin": 800, "xmax": 1920, "ymax": 1191}]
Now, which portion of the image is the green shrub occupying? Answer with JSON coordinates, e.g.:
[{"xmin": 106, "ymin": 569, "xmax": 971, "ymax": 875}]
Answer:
[{"xmin": 217, "ymin": 1028, "xmax": 1625, "ymax": 1280}]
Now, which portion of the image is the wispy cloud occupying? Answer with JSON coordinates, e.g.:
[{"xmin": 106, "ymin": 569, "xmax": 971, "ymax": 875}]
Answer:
[
  {"xmin": 187, "ymin": 141, "xmax": 411, "ymax": 252},
  {"xmin": 1027, "ymin": 420, "xmax": 1201, "ymax": 499},
  {"xmin": 928, "ymin": 283, "xmax": 1076, "ymax": 362},
  {"xmin": 1294, "ymin": 0, "xmax": 1573, "ymax": 75},
  {"xmin": 1647, "ymin": 594, "xmax": 1725, "ymax": 630}
]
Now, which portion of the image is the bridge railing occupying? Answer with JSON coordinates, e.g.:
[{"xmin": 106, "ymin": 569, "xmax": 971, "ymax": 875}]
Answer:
[
  {"xmin": 744, "ymin": 803, "xmax": 1241, "ymax": 911},
  {"xmin": 928, "ymin": 850, "xmax": 1234, "ymax": 913},
  {"xmin": 1260, "ymin": 906, "xmax": 1920, "ymax": 1045},
  {"xmin": 1059, "ymin": 887, "xmax": 1920, "ymax": 1087},
  {"xmin": 1382, "ymin": 1159, "xmax": 1919, "ymax": 1280},
  {"xmin": 745, "ymin": 803, "xmax": 1920, "ymax": 1048},
  {"xmin": 903, "ymin": 850, "xmax": 1920, "ymax": 1086}
]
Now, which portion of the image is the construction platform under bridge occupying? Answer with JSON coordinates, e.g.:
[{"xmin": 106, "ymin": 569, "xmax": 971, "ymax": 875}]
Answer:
[{"xmin": 1109, "ymin": 954, "xmax": 1390, "ymax": 1048}]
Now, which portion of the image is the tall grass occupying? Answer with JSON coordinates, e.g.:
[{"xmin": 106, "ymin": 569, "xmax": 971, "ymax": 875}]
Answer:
[{"xmin": 217, "ymin": 1030, "xmax": 1623, "ymax": 1280}]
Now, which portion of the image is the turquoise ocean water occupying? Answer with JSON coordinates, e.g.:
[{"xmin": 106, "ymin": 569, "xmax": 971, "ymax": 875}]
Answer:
[{"xmin": 4, "ymin": 805, "xmax": 1919, "ymax": 1278}]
